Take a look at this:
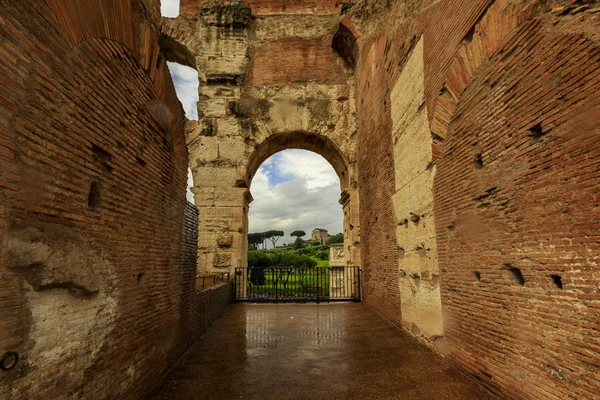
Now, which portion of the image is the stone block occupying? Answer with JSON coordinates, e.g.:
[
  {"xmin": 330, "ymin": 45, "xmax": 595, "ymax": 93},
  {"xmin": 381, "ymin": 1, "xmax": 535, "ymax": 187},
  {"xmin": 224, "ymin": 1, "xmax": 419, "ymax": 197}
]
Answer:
[
  {"xmin": 193, "ymin": 165, "xmax": 241, "ymax": 187},
  {"xmin": 198, "ymin": 206, "xmax": 246, "ymax": 233},
  {"xmin": 399, "ymin": 276, "xmax": 444, "ymax": 340},
  {"xmin": 395, "ymin": 212, "xmax": 437, "ymax": 251},
  {"xmin": 191, "ymin": 186, "xmax": 215, "ymax": 207},
  {"xmin": 391, "ymin": 168, "xmax": 435, "ymax": 224},
  {"xmin": 213, "ymin": 251, "xmax": 232, "ymax": 268},
  {"xmin": 216, "ymin": 137, "xmax": 247, "ymax": 163},
  {"xmin": 217, "ymin": 117, "xmax": 242, "ymax": 137},
  {"xmin": 216, "ymin": 232, "xmax": 233, "ymax": 248},
  {"xmin": 189, "ymin": 136, "xmax": 219, "ymax": 167},
  {"xmin": 398, "ymin": 246, "xmax": 440, "ymax": 279},
  {"xmin": 202, "ymin": 98, "xmax": 227, "ymax": 118},
  {"xmin": 393, "ymin": 109, "xmax": 432, "ymax": 187},
  {"xmin": 390, "ymin": 37, "xmax": 426, "ymax": 136},
  {"xmin": 213, "ymin": 187, "xmax": 247, "ymax": 207}
]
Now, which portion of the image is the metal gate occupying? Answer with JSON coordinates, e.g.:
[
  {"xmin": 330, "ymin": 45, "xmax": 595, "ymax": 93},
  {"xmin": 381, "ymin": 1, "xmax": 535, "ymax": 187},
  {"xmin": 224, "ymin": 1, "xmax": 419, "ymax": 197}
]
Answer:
[{"xmin": 234, "ymin": 266, "xmax": 361, "ymax": 303}]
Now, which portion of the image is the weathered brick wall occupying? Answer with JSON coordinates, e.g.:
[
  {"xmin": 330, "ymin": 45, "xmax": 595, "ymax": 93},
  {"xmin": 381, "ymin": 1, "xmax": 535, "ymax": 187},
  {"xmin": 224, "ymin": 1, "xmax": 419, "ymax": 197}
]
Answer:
[
  {"xmin": 355, "ymin": 35, "xmax": 403, "ymax": 327},
  {"xmin": 434, "ymin": 12, "xmax": 600, "ymax": 400},
  {"xmin": 193, "ymin": 282, "xmax": 232, "ymax": 336},
  {"xmin": 176, "ymin": 202, "xmax": 200, "ymax": 341},
  {"xmin": 354, "ymin": 0, "xmax": 600, "ymax": 398},
  {"xmin": 2, "ymin": 1, "xmax": 598, "ymax": 399},
  {"xmin": 246, "ymin": 38, "xmax": 348, "ymax": 85},
  {"xmin": 0, "ymin": 1, "xmax": 228, "ymax": 399}
]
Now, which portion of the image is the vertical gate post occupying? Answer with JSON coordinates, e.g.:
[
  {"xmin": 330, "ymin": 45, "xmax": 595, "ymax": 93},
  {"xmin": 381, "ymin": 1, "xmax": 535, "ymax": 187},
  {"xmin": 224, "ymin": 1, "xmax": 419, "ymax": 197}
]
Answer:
[
  {"xmin": 357, "ymin": 268, "xmax": 362, "ymax": 301},
  {"xmin": 316, "ymin": 268, "xmax": 320, "ymax": 303}
]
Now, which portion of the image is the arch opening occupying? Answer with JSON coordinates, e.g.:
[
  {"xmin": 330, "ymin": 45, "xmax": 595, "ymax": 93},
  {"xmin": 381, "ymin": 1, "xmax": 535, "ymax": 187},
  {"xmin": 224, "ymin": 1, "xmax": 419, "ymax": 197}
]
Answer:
[
  {"xmin": 240, "ymin": 131, "xmax": 360, "ymax": 274},
  {"xmin": 245, "ymin": 131, "xmax": 350, "ymax": 190},
  {"xmin": 166, "ymin": 62, "xmax": 200, "ymax": 121},
  {"xmin": 191, "ymin": 129, "xmax": 360, "ymax": 278},
  {"xmin": 161, "ymin": 0, "xmax": 180, "ymax": 18},
  {"xmin": 248, "ymin": 149, "xmax": 344, "ymax": 250}
]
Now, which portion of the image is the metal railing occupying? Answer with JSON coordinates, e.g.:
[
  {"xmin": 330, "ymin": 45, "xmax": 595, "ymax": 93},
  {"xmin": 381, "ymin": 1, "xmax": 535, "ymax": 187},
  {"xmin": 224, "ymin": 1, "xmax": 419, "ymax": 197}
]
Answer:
[{"xmin": 234, "ymin": 266, "xmax": 361, "ymax": 303}]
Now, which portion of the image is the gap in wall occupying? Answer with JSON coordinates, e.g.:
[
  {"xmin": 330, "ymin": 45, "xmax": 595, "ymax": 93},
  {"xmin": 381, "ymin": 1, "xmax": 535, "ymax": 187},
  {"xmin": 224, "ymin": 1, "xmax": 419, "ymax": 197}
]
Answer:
[{"xmin": 161, "ymin": 0, "xmax": 180, "ymax": 17}]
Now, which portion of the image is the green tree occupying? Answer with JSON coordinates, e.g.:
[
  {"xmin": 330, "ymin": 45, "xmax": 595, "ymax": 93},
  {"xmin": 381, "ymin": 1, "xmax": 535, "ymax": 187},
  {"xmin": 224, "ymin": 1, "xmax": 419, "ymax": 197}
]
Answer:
[
  {"xmin": 316, "ymin": 250, "xmax": 329, "ymax": 260},
  {"xmin": 247, "ymin": 250, "xmax": 271, "ymax": 285},
  {"xmin": 290, "ymin": 230, "xmax": 306, "ymax": 238},
  {"xmin": 293, "ymin": 237, "xmax": 305, "ymax": 249},
  {"xmin": 248, "ymin": 250, "xmax": 272, "ymax": 268},
  {"xmin": 263, "ymin": 230, "xmax": 284, "ymax": 248},
  {"xmin": 248, "ymin": 232, "xmax": 264, "ymax": 249},
  {"xmin": 328, "ymin": 233, "xmax": 344, "ymax": 245}
]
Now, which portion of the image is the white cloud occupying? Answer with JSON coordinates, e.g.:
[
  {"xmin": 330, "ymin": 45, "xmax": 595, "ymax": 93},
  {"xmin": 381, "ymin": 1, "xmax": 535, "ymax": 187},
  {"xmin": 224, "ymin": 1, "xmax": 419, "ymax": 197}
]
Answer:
[
  {"xmin": 249, "ymin": 150, "xmax": 343, "ymax": 247},
  {"xmin": 161, "ymin": 0, "xmax": 180, "ymax": 17},
  {"xmin": 251, "ymin": 167, "xmax": 270, "ymax": 195},
  {"xmin": 271, "ymin": 150, "xmax": 339, "ymax": 191},
  {"xmin": 166, "ymin": 62, "xmax": 199, "ymax": 120}
]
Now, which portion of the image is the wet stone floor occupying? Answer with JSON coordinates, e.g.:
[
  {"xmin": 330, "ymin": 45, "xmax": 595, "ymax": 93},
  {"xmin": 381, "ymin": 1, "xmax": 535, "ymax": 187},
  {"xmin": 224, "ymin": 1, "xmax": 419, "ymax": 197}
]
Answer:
[{"xmin": 151, "ymin": 303, "xmax": 492, "ymax": 400}]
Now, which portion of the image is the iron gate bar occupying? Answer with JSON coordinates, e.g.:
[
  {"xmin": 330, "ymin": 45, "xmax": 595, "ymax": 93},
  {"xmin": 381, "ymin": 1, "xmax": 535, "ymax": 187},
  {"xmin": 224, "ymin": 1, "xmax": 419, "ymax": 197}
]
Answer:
[{"xmin": 234, "ymin": 266, "xmax": 362, "ymax": 303}]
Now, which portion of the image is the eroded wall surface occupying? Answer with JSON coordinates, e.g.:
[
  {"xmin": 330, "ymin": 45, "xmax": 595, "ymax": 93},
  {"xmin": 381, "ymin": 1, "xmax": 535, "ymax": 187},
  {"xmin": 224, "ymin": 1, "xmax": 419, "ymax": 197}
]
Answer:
[{"xmin": 390, "ymin": 37, "xmax": 443, "ymax": 343}]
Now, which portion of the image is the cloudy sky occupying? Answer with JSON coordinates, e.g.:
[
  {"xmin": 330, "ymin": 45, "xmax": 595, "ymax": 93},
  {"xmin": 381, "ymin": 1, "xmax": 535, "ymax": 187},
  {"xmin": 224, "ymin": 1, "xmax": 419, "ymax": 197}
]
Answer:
[
  {"xmin": 249, "ymin": 150, "xmax": 343, "ymax": 247},
  {"xmin": 166, "ymin": 61, "xmax": 199, "ymax": 203},
  {"xmin": 164, "ymin": 4, "xmax": 344, "ymax": 246}
]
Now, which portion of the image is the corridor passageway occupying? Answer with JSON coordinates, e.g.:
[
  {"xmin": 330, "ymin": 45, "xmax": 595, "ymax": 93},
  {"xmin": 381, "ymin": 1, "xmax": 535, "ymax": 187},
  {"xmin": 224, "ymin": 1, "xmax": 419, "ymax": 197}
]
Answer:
[
  {"xmin": 3, "ymin": 1, "xmax": 599, "ymax": 398},
  {"xmin": 151, "ymin": 304, "xmax": 492, "ymax": 399}
]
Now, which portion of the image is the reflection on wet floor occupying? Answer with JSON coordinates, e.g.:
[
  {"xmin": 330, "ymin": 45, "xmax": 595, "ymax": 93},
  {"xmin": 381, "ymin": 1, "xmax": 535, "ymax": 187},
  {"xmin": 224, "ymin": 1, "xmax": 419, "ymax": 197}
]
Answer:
[{"xmin": 151, "ymin": 303, "xmax": 492, "ymax": 400}]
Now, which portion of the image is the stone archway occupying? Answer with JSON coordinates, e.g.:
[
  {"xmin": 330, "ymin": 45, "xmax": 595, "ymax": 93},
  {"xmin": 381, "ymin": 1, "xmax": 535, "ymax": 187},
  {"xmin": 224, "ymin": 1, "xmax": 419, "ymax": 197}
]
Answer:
[
  {"xmin": 160, "ymin": 3, "xmax": 359, "ymax": 277},
  {"xmin": 245, "ymin": 131, "xmax": 361, "ymax": 270},
  {"xmin": 188, "ymin": 121, "xmax": 360, "ymax": 275},
  {"xmin": 184, "ymin": 75, "xmax": 359, "ymax": 276}
]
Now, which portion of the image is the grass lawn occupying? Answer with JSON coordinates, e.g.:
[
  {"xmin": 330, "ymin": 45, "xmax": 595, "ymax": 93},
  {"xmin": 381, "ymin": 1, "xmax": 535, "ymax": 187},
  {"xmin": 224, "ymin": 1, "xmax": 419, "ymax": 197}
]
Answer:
[{"xmin": 311, "ymin": 256, "xmax": 329, "ymax": 267}]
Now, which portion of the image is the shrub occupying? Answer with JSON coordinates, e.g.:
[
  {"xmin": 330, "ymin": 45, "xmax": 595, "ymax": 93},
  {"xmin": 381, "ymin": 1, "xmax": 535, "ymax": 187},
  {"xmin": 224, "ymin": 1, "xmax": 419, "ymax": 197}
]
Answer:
[
  {"xmin": 247, "ymin": 250, "xmax": 271, "ymax": 285},
  {"xmin": 270, "ymin": 252, "xmax": 317, "ymax": 269},
  {"xmin": 328, "ymin": 233, "xmax": 343, "ymax": 245},
  {"xmin": 293, "ymin": 237, "xmax": 305, "ymax": 249}
]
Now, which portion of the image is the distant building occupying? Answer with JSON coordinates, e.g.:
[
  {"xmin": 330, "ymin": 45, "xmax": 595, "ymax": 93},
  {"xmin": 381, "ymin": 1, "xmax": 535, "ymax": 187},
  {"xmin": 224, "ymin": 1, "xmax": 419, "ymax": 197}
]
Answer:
[{"xmin": 311, "ymin": 228, "xmax": 330, "ymax": 245}]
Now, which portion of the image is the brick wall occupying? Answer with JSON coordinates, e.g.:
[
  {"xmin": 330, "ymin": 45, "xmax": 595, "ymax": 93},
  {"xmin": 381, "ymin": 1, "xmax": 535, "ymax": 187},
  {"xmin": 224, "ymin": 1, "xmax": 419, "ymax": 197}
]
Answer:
[
  {"xmin": 246, "ymin": 38, "xmax": 347, "ymax": 85},
  {"xmin": 354, "ymin": 0, "xmax": 600, "ymax": 398},
  {"xmin": 1, "ymin": 1, "xmax": 599, "ymax": 399},
  {"xmin": 0, "ymin": 1, "xmax": 228, "ymax": 399},
  {"xmin": 192, "ymin": 282, "xmax": 232, "ymax": 336},
  {"xmin": 355, "ymin": 36, "xmax": 403, "ymax": 327},
  {"xmin": 433, "ymin": 15, "xmax": 600, "ymax": 400},
  {"xmin": 176, "ymin": 202, "xmax": 200, "ymax": 342}
]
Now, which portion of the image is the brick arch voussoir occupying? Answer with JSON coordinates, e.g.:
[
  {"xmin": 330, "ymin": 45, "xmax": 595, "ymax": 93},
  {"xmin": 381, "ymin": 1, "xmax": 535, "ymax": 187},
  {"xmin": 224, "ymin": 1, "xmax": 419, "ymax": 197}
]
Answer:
[
  {"xmin": 48, "ymin": 0, "xmax": 136, "ymax": 51},
  {"xmin": 158, "ymin": 23, "xmax": 199, "ymax": 70},
  {"xmin": 48, "ymin": 0, "xmax": 187, "ymax": 148},
  {"xmin": 430, "ymin": 0, "xmax": 542, "ymax": 139}
]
